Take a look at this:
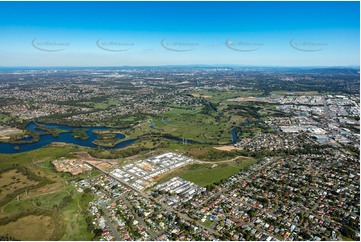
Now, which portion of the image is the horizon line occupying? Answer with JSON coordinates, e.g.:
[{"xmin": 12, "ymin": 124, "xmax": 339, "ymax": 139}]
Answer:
[{"xmin": 0, "ymin": 64, "xmax": 359, "ymax": 69}]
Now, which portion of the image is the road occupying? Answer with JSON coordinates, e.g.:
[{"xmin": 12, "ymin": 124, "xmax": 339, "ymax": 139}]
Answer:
[
  {"xmin": 121, "ymin": 194, "xmax": 156, "ymax": 239},
  {"xmin": 100, "ymin": 202, "xmax": 122, "ymax": 241}
]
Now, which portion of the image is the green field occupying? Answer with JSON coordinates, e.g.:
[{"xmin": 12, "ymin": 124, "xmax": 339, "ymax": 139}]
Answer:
[
  {"xmin": 201, "ymin": 217, "xmax": 216, "ymax": 228},
  {"xmin": 80, "ymin": 99, "xmax": 120, "ymax": 109},
  {"xmin": 0, "ymin": 169, "xmax": 39, "ymax": 201},
  {"xmin": 179, "ymin": 164, "xmax": 240, "ymax": 186},
  {"xmin": 158, "ymin": 158, "xmax": 256, "ymax": 187}
]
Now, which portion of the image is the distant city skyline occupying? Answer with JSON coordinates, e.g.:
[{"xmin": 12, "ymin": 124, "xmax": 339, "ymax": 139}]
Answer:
[{"xmin": 0, "ymin": 1, "xmax": 359, "ymax": 67}]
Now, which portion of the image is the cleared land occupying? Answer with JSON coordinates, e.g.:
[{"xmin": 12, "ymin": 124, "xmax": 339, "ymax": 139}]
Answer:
[
  {"xmin": 0, "ymin": 125, "xmax": 23, "ymax": 140},
  {"xmin": 214, "ymin": 145, "xmax": 238, "ymax": 151}
]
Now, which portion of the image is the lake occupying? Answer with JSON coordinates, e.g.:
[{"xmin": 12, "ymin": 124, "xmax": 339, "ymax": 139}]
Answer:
[{"xmin": 0, "ymin": 122, "xmax": 138, "ymax": 154}]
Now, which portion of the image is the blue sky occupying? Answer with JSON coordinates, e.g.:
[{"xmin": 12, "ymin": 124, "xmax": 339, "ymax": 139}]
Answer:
[{"xmin": 0, "ymin": 1, "xmax": 359, "ymax": 67}]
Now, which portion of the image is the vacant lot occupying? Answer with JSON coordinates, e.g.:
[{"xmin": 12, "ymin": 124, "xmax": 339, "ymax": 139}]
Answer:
[
  {"xmin": 0, "ymin": 215, "xmax": 53, "ymax": 240},
  {"xmin": 214, "ymin": 145, "xmax": 238, "ymax": 151},
  {"xmin": 157, "ymin": 158, "xmax": 256, "ymax": 187},
  {"xmin": 0, "ymin": 169, "xmax": 38, "ymax": 201},
  {"xmin": 179, "ymin": 163, "xmax": 240, "ymax": 186}
]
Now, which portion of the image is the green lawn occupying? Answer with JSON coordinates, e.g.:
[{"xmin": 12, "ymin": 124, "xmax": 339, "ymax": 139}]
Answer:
[{"xmin": 201, "ymin": 218, "xmax": 216, "ymax": 228}]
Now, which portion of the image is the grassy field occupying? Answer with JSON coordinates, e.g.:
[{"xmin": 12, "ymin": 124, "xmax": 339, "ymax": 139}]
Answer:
[
  {"xmin": 4, "ymin": 191, "xmax": 61, "ymax": 214},
  {"xmin": 60, "ymin": 188, "xmax": 95, "ymax": 240},
  {"xmin": 0, "ymin": 169, "xmax": 38, "ymax": 201},
  {"xmin": 201, "ymin": 217, "xmax": 216, "ymax": 228},
  {"xmin": 80, "ymin": 99, "xmax": 121, "ymax": 110},
  {"xmin": 157, "ymin": 158, "xmax": 256, "ymax": 187},
  {"xmin": 179, "ymin": 163, "xmax": 240, "ymax": 186},
  {"xmin": 0, "ymin": 215, "xmax": 54, "ymax": 240}
]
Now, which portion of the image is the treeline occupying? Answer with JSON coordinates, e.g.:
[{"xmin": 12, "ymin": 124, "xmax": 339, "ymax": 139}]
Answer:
[
  {"xmin": 237, "ymin": 143, "xmax": 332, "ymax": 158},
  {"xmin": 89, "ymin": 146, "xmax": 150, "ymax": 159},
  {"xmin": 0, "ymin": 234, "xmax": 19, "ymax": 241},
  {"xmin": 190, "ymin": 149, "xmax": 240, "ymax": 161}
]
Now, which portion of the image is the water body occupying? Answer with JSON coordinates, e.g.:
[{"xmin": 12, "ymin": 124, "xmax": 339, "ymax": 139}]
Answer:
[{"xmin": 0, "ymin": 122, "xmax": 138, "ymax": 154}]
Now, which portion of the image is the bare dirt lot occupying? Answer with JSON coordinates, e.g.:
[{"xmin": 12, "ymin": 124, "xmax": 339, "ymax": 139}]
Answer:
[{"xmin": 213, "ymin": 145, "xmax": 238, "ymax": 151}]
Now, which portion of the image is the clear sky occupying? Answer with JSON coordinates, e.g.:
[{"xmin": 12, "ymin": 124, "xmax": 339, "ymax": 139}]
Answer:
[{"xmin": 0, "ymin": 1, "xmax": 359, "ymax": 67}]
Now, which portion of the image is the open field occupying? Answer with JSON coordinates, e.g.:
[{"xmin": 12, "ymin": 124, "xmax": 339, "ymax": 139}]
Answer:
[
  {"xmin": 156, "ymin": 158, "xmax": 256, "ymax": 187},
  {"xmin": 0, "ymin": 126, "xmax": 23, "ymax": 140},
  {"xmin": 201, "ymin": 217, "xmax": 216, "ymax": 228},
  {"xmin": 2, "ymin": 190, "xmax": 69, "ymax": 215},
  {"xmin": 179, "ymin": 163, "xmax": 241, "ymax": 186},
  {"xmin": 80, "ymin": 99, "xmax": 120, "ymax": 109},
  {"xmin": 0, "ymin": 169, "xmax": 38, "ymax": 201},
  {"xmin": 0, "ymin": 215, "xmax": 54, "ymax": 240}
]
